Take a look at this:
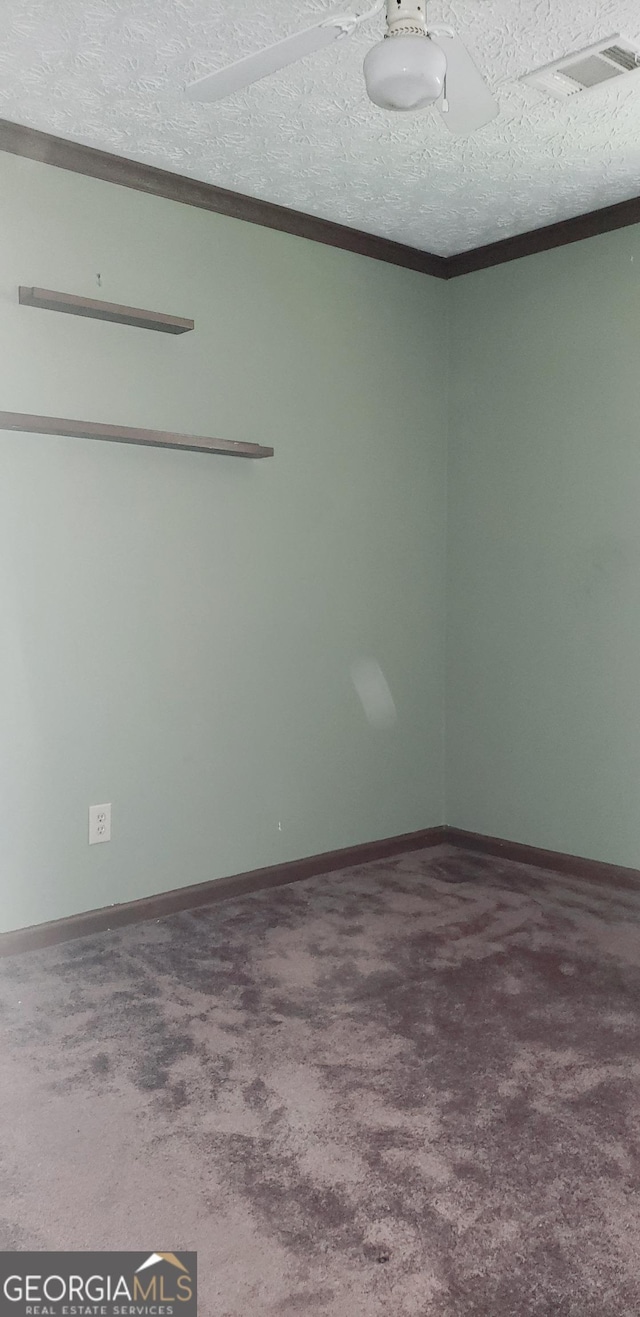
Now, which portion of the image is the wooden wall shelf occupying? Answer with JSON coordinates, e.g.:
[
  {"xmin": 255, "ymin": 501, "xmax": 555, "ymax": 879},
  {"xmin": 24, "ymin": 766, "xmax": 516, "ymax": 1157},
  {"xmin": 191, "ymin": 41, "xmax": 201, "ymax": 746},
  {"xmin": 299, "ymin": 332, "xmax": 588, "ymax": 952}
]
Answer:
[
  {"xmin": 19, "ymin": 286, "xmax": 194, "ymax": 334},
  {"xmin": 0, "ymin": 412, "xmax": 273, "ymax": 459}
]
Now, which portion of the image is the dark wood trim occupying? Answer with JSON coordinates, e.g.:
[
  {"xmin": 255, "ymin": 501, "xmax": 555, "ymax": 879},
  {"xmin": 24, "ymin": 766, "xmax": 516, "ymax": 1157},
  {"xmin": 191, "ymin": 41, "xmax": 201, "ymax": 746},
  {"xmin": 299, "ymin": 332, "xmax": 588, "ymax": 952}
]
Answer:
[
  {"xmin": 19, "ymin": 286, "xmax": 194, "ymax": 334},
  {"xmin": 5, "ymin": 823, "xmax": 637, "ymax": 955},
  {"xmin": 0, "ymin": 119, "xmax": 448, "ymax": 280},
  {"xmin": 4, "ymin": 122, "xmax": 639, "ymax": 300},
  {"xmin": 0, "ymin": 826, "xmax": 448, "ymax": 955},
  {"xmin": 444, "ymin": 827, "xmax": 640, "ymax": 890},
  {"xmin": 447, "ymin": 194, "xmax": 640, "ymax": 278},
  {"xmin": 0, "ymin": 411, "xmax": 273, "ymax": 458}
]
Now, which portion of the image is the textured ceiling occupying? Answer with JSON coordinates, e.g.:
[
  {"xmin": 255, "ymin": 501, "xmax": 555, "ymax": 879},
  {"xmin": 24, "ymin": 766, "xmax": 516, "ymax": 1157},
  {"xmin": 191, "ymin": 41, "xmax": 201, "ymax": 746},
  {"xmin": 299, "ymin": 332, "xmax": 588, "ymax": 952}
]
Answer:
[{"xmin": 1, "ymin": 0, "xmax": 640, "ymax": 255}]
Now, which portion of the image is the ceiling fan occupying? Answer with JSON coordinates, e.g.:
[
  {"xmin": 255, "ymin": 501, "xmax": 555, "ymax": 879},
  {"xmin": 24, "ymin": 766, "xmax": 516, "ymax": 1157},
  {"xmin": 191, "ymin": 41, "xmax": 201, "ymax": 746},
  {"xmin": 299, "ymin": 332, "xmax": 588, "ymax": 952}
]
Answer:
[{"xmin": 185, "ymin": 0, "xmax": 499, "ymax": 137}]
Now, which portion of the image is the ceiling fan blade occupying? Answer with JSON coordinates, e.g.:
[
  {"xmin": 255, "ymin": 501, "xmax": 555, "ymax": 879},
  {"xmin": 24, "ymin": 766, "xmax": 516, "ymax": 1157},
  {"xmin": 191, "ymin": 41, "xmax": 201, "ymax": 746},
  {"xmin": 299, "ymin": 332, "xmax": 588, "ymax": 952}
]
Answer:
[
  {"xmin": 185, "ymin": 15, "xmax": 357, "ymax": 103},
  {"xmin": 430, "ymin": 31, "xmax": 498, "ymax": 136}
]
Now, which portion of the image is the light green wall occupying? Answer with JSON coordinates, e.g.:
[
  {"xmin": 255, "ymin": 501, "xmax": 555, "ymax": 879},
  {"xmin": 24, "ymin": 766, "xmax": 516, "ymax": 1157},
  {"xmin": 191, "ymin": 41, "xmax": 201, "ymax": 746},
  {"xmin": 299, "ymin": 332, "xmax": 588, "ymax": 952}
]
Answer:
[
  {"xmin": 447, "ymin": 225, "xmax": 640, "ymax": 867},
  {"xmin": 0, "ymin": 151, "xmax": 448, "ymax": 933},
  {"xmin": 10, "ymin": 144, "xmax": 634, "ymax": 932}
]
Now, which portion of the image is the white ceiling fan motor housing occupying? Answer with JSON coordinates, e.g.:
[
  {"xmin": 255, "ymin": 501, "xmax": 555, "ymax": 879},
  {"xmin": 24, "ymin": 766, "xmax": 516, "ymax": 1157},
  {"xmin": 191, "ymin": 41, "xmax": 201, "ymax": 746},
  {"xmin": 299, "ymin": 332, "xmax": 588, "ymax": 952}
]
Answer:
[{"xmin": 363, "ymin": 0, "xmax": 447, "ymax": 111}]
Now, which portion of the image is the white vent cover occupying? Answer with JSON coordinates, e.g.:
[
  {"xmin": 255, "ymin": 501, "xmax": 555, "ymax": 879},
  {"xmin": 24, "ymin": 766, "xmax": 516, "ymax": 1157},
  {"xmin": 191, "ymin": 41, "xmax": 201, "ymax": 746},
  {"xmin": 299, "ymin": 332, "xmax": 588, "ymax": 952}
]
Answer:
[{"xmin": 521, "ymin": 35, "xmax": 640, "ymax": 100}]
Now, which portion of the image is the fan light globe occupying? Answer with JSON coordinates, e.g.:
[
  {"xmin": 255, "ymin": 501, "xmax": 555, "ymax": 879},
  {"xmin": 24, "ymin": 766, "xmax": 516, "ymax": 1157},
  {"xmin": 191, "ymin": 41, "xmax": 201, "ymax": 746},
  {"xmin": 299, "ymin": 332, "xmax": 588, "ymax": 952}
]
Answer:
[{"xmin": 363, "ymin": 34, "xmax": 447, "ymax": 111}]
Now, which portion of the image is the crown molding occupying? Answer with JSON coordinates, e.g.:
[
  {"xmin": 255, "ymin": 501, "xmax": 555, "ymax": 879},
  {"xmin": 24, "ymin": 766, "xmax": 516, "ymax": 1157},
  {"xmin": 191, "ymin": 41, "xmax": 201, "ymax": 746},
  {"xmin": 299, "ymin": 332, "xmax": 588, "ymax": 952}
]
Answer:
[
  {"xmin": 2, "ymin": 118, "xmax": 640, "ymax": 280},
  {"xmin": 447, "ymin": 193, "xmax": 640, "ymax": 277},
  {"xmin": 0, "ymin": 117, "xmax": 448, "ymax": 280}
]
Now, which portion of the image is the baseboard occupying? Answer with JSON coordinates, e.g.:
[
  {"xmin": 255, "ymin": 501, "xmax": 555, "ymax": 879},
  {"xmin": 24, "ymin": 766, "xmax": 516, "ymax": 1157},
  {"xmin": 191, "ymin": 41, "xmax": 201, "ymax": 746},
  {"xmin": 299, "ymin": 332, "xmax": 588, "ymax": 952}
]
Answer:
[
  {"xmin": 445, "ymin": 826, "xmax": 640, "ymax": 890},
  {"xmin": 8, "ymin": 823, "xmax": 634, "ymax": 957},
  {"xmin": 0, "ymin": 825, "xmax": 448, "ymax": 956}
]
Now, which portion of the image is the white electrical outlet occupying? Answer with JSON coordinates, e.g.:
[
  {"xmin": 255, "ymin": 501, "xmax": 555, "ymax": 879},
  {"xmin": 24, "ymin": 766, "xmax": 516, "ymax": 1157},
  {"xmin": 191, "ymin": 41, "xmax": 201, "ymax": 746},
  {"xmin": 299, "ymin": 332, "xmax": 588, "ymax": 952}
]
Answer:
[{"xmin": 89, "ymin": 803, "xmax": 111, "ymax": 845}]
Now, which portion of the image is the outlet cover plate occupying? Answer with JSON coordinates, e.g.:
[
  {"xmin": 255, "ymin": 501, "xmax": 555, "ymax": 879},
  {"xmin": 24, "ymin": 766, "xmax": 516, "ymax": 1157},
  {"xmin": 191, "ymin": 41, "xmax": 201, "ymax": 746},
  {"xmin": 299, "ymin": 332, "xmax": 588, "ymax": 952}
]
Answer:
[{"xmin": 89, "ymin": 803, "xmax": 111, "ymax": 845}]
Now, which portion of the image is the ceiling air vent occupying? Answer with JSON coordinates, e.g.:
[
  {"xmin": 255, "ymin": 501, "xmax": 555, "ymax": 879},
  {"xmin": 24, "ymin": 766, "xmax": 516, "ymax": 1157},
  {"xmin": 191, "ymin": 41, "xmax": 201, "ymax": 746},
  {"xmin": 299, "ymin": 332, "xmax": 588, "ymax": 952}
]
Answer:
[{"xmin": 521, "ymin": 35, "xmax": 640, "ymax": 100}]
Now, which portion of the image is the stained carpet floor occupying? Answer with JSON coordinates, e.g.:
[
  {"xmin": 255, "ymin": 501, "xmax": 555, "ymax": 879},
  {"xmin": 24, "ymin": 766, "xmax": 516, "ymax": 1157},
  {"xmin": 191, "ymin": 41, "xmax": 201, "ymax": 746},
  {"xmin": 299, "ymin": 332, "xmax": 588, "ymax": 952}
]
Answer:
[{"xmin": 2, "ymin": 844, "xmax": 640, "ymax": 1315}]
